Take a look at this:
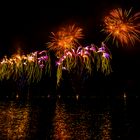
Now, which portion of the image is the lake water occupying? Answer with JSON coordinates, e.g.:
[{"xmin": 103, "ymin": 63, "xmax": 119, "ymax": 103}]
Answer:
[{"xmin": 0, "ymin": 94, "xmax": 140, "ymax": 140}]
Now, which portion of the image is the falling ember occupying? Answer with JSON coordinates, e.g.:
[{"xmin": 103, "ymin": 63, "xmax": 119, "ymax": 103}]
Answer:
[
  {"xmin": 47, "ymin": 24, "xmax": 83, "ymax": 57},
  {"xmin": 102, "ymin": 8, "xmax": 140, "ymax": 46}
]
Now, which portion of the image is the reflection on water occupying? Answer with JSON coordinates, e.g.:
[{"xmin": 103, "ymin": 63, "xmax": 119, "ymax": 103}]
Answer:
[
  {"xmin": 53, "ymin": 99, "xmax": 112, "ymax": 140},
  {"xmin": 0, "ymin": 102, "xmax": 30, "ymax": 140},
  {"xmin": 100, "ymin": 112, "xmax": 112, "ymax": 140},
  {"xmin": 53, "ymin": 100, "xmax": 71, "ymax": 139},
  {"xmin": 0, "ymin": 94, "xmax": 139, "ymax": 140}
]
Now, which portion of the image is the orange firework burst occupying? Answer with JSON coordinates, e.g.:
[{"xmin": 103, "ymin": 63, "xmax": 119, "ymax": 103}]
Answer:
[
  {"xmin": 102, "ymin": 8, "xmax": 140, "ymax": 46},
  {"xmin": 47, "ymin": 24, "xmax": 83, "ymax": 56}
]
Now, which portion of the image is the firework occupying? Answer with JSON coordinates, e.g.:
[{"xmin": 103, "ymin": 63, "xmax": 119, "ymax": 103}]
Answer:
[
  {"xmin": 47, "ymin": 24, "xmax": 83, "ymax": 57},
  {"xmin": 56, "ymin": 43, "xmax": 112, "ymax": 85},
  {"xmin": 96, "ymin": 42, "xmax": 112, "ymax": 75},
  {"xmin": 102, "ymin": 8, "xmax": 140, "ymax": 46},
  {"xmin": 0, "ymin": 50, "xmax": 51, "ymax": 84},
  {"xmin": 0, "ymin": 56, "xmax": 13, "ymax": 80}
]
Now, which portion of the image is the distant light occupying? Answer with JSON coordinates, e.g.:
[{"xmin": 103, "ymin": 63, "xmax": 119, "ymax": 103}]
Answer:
[
  {"xmin": 16, "ymin": 94, "xmax": 19, "ymax": 99},
  {"xmin": 47, "ymin": 94, "xmax": 50, "ymax": 98},
  {"xmin": 123, "ymin": 92, "xmax": 127, "ymax": 99},
  {"xmin": 76, "ymin": 95, "xmax": 79, "ymax": 100}
]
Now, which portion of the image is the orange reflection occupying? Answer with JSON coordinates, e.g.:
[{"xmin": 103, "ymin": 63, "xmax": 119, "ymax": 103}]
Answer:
[
  {"xmin": 100, "ymin": 112, "xmax": 112, "ymax": 140},
  {"xmin": 0, "ymin": 102, "xmax": 29, "ymax": 139},
  {"xmin": 53, "ymin": 100, "xmax": 70, "ymax": 139}
]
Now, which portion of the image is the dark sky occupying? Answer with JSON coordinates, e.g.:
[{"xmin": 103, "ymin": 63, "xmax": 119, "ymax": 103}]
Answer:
[
  {"xmin": 0, "ymin": 0, "xmax": 140, "ymax": 79},
  {"xmin": 0, "ymin": 0, "xmax": 139, "ymax": 48}
]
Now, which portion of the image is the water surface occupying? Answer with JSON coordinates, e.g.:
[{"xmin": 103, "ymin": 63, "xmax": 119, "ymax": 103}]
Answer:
[{"xmin": 0, "ymin": 95, "xmax": 140, "ymax": 140}]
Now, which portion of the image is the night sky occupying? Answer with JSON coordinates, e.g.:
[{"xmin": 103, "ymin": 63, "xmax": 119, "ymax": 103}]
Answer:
[{"xmin": 0, "ymin": 0, "xmax": 140, "ymax": 92}]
